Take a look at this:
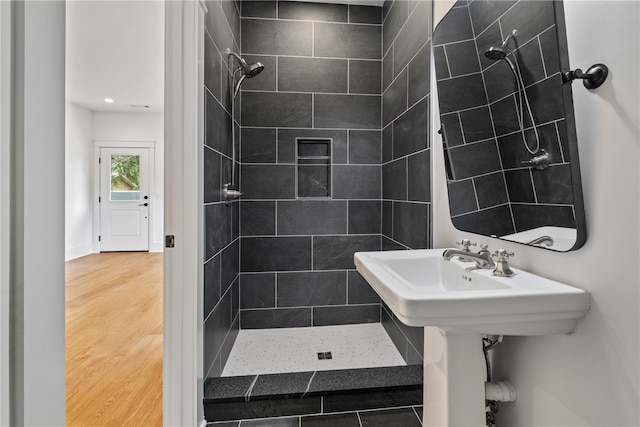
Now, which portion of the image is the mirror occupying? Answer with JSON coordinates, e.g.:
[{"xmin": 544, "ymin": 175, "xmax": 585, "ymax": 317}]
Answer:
[{"xmin": 433, "ymin": 0, "xmax": 586, "ymax": 251}]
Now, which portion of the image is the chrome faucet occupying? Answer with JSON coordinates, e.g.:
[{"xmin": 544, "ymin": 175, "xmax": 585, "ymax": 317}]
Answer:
[{"xmin": 442, "ymin": 240, "xmax": 496, "ymax": 269}]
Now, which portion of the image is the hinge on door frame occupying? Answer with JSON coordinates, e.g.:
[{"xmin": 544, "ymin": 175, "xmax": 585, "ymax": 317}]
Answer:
[
  {"xmin": 165, "ymin": 235, "xmax": 175, "ymax": 248},
  {"xmin": 98, "ymin": 196, "xmax": 101, "ymax": 203},
  {"xmin": 98, "ymin": 235, "xmax": 101, "ymax": 242},
  {"xmin": 98, "ymin": 157, "xmax": 101, "ymax": 164}
]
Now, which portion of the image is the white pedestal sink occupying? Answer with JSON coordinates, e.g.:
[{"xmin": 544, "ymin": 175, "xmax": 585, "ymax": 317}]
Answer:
[{"xmin": 354, "ymin": 249, "xmax": 590, "ymax": 427}]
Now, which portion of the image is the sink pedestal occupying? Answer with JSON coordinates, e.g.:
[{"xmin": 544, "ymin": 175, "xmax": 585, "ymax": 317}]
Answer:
[{"xmin": 424, "ymin": 328, "xmax": 486, "ymax": 427}]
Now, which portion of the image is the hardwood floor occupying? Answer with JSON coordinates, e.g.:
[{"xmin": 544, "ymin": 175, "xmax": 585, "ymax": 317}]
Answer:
[{"xmin": 66, "ymin": 252, "xmax": 163, "ymax": 426}]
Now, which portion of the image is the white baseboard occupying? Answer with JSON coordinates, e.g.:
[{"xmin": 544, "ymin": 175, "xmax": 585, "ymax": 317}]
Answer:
[{"xmin": 65, "ymin": 244, "xmax": 93, "ymax": 261}]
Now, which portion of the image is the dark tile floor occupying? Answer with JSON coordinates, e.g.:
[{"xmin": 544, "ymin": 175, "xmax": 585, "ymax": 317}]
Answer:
[{"xmin": 207, "ymin": 406, "xmax": 423, "ymax": 427}]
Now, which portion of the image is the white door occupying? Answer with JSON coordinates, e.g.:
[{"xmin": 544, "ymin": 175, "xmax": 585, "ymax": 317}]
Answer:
[{"xmin": 100, "ymin": 147, "xmax": 150, "ymax": 251}]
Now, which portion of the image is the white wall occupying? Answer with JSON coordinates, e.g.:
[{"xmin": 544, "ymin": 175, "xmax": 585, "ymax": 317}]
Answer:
[
  {"xmin": 65, "ymin": 102, "xmax": 93, "ymax": 260},
  {"xmin": 92, "ymin": 111, "xmax": 164, "ymax": 252},
  {"xmin": 433, "ymin": 1, "xmax": 639, "ymax": 425}
]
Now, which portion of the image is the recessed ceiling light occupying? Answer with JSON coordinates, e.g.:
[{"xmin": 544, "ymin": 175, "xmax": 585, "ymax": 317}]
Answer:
[{"xmin": 104, "ymin": 97, "xmax": 114, "ymax": 103}]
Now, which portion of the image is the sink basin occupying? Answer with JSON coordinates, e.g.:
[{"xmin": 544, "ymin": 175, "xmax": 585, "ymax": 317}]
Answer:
[{"xmin": 354, "ymin": 249, "xmax": 590, "ymax": 335}]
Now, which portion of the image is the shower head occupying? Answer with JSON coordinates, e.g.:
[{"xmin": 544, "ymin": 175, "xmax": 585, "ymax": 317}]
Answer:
[
  {"xmin": 227, "ymin": 49, "xmax": 264, "ymax": 78},
  {"xmin": 484, "ymin": 29, "xmax": 518, "ymax": 61},
  {"xmin": 484, "ymin": 46, "xmax": 508, "ymax": 61}
]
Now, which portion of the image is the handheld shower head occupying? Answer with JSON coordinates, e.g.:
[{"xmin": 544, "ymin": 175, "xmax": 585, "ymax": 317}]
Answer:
[
  {"xmin": 484, "ymin": 30, "xmax": 518, "ymax": 61},
  {"xmin": 227, "ymin": 49, "xmax": 264, "ymax": 78}
]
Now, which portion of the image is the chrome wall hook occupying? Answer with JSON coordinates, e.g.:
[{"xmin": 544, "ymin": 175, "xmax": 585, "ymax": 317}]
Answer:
[{"xmin": 562, "ymin": 63, "xmax": 609, "ymax": 89}]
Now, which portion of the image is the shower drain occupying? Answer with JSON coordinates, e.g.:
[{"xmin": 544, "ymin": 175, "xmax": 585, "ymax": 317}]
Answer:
[{"xmin": 317, "ymin": 352, "xmax": 332, "ymax": 360}]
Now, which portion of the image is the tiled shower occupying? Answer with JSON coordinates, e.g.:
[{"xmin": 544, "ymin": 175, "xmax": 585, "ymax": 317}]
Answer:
[{"xmin": 203, "ymin": 0, "xmax": 431, "ymax": 386}]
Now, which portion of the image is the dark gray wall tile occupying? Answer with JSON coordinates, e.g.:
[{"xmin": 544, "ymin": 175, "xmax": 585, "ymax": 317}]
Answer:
[
  {"xmin": 204, "ymin": 33, "xmax": 222, "ymax": 101},
  {"xmin": 383, "ymin": 48, "xmax": 393, "ymax": 91},
  {"xmin": 475, "ymin": 172, "xmax": 509, "ymax": 209},
  {"xmin": 436, "ymin": 73, "xmax": 486, "ymax": 114},
  {"xmin": 206, "ymin": 1, "xmax": 238, "ymax": 62},
  {"xmin": 349, "ymin": 130, "xmax": 381, "ymax": 164},
  {"xmin": 347, "ymin": 271, "xmax": 380, "ymax": 304},
  {"xmin": 240, "ymin": 201, "xmax": 276, "ymax": 236},
  {"xmin": 382, "ymin": 201, "xmax": 393, "ymax": 237},
  {"xmin": 241, "ymin": 128, "xmax": 277, "ymax": 163},
  {"xmin": 204, "ymin": 254, "xmax": 221, "ymax": 319},
  {"xmin": 349, "ymin": 60, "xmax": 381, "ymax": 95},
  {"xmin": 540, "ymin": 26, "xmax": 560, "ymax": 76},
  {"xmin": 382, "ymin": 158, "xmax": 407, "ymax": 201},
  {"xmin": 459, "ymin": 106, "xmax": 494, "ymax": 143},
  {"xmin": 205, "ymin": 93, "xmax": 231, "ymax": 155},
  {"xmin": 433, "ymin": 45, "xmax": 450, "ymax": 80},
  {"xmin": 532, "ymin": 164, "xmax": 573, "ymax": 205},
  {"xmin": 242, "ymin": 91, "xmax": 312, "ymax": 128},
  {"xmin": 313, "ymin": 235, "xmax": 380, "ymax": 270},
  {"xmin": 242, "ymin": 19, "xmax": 312, "ymax": 56},
  {"xmin": 440, "ymin": 113, "xmax": 464, "ymax": 147},
  {"xmin": 241, "ymin": 236, "xmax": 312, "ymax": 272},
  {"xmin": 276, "ymin": 200, "xmax": 347, "ymax": 235},
  {"xmin": 383, "ymin": 70, "xmax": 407, "ymax": 126},
  {"xmin": 393, "ymin": 202, "xmax": 428, "ymax": 248},
  {"xmin": 205, "ymin": 203, "xmax": 232, "ymax": 259},
  {"xmin": 359, "ymin": 408, "xmax": 422, "ymax": 427},
  {"xmin": 349, "ymin": 5, "xmax": 382, "ymax": 24},
  {"xmin": 526, "ymin": 76, "xmax": 564, "ymax": 125},
  {"xmin": 298, "ymin": 165, "xmax": 330, "ymax": 198},
  {"xmin": 490, "ymin": 95, "xmax": 520, "ymax": 136},
  {"xmin": 393, "ymin": 98, "xmax": 428, "ymax": 158},
  {"xmin": 504, "ymin": 169, "xmax": 536, "ymax": 203},
  {"xmin": 241, "ymin": 164, "xmax": 296, "ymax": 199},
  {"xmin": 449, "ymin": 140, "xmax": 502, "ymax": 180},
  {"xmin": 433, "ymin": 5, "xmax": 473, "ymax": 45},
  {"xmin": 516, "ymin": 38, "xmax": 546, "ymax": 87},
  {"xmin": 315, "ymin": 23, "xmax": 381, "ymax": 59},
  {"xmin": 448, "ymin": 179, "xmax": 478, "ymax": 216},
  {"xmin": 500, "ymin": 1, "xmax": 555, "ymax": 48},
  {"xmin": 383, "ymin": 0, "xmax": 408, "ymax": 54},
  {"xmin": 301, "ymin": 413, "xmax": 360, "ymax": 427},
  {"xmin": 313, "ymin": 304, "xmax": 380, "ymax": 326},
  {"xmin": 278, "ymin": 1, "xmax": 348, "ymax": 22},
  {"xmin": 241, "ymin": 1, "xmax": 276, "ymax": 18},
  {"xmin": 204, "ymin": 289, "xmax": 233, "ymax": 376},
  {"xmin": 204, "ymin": 147, "xmax": 222, "ymax": 203},
  {"xmin": 451, "ymin": 205, "xmax": 515, "ymax": 237},
  {"xmin": 468, "ymin": 0, "xmax": 512, "ymax": 35},
  {"xmin": 348, "ymin": 200, "xmax": 381, "ymax": 235},
  {"xmin": 392, "ymin": 1, "xmax": 431, "ymax": 77},
  {"xmin": 446, "ymin": 40, "xmax": 481, "ymax": 77},
  {"xmin": 408, "ymin": 150, "xmax": 431, "ymax": 203},
  {"xmin": 408, "ymin": 43, "xmax": 430, "ymax": 106},
  {"xmin": 382, "ymin": 125, "xmax": 393, "ymax": 162},
  {"xmin": 277, "ymin": 271, "xmax": 347, "ymax": 307},
  {"xmin": 240, "ymin": 273, "xmax": 275, "ymax": 309},
  {"xmin": 241, "ymin": 308, "xmax": 311, "ymax": 329},
  {"xmin": 221, "ymin": 240, "xmax": 239, "ymax": 293},
  {"xmin": 511, "ymin": 204, "xmax": 575, "ymax": 232},
  {"xmin": 314, "ymin": 94, "xmax": 381, "ymax": 130},
  {"xmin": 278, "ymin": 57, "xmax": 348, "ymax": 93},
  {"xmin": 333, "ymin": 165, "xmax": 381, "ymax": 199}
]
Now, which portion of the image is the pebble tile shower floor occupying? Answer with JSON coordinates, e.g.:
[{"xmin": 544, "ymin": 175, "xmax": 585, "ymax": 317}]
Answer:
[{"xmin": 221, "ymin": 324, "xmax": 406, "ymax": 376}]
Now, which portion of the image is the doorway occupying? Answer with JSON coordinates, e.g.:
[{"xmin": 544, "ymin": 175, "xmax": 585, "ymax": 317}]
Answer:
[{"xmin": 98, "ymin": 145, "xmax": 152, "ymax": 252}]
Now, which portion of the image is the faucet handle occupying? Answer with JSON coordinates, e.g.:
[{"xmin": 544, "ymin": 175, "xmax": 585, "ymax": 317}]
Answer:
[
  {"xmin": 478, "ymin": 244, "xmax": 490, "ymax": 255},
  {"xmin": 492, "ymin": 249, "xmax": 515, "ymax": 277},
  {"xmin": 492, "ymin": 249, "xmax": 515, "ymax": 261},
  {"xmin": 456, "ymin": 239, "xmax": 476, "ymax": 252}
]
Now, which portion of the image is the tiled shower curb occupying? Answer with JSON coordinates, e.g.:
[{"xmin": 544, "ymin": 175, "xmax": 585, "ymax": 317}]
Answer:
[{"xmin": 204, "ymin": 365, "xmax": 423, "ymax": 422}]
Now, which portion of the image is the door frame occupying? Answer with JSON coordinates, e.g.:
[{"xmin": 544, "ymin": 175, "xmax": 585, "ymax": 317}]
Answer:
[
  {"xmin": 164, "ymin": 0, "xmax": 206, "ymax": 425},
  {"xmin": 93, "ymin": 140, "xmax": 157, "ymax": 253}
]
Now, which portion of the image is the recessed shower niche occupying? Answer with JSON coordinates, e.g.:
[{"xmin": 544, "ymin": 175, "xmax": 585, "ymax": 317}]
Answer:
[{"xmin": 296, "ymin": 138, "xmax": 331, "ymax": 198}]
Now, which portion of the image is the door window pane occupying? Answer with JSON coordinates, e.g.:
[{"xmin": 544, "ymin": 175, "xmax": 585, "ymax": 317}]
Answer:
[{"xmin": 110, "ymin": 154, "xmax": 141, "ymax": 201}]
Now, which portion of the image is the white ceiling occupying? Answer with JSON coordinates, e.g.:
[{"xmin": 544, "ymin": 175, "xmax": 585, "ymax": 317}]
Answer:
[
  {"xmin": 65, "ymin": 1, "xmax": 164, "ymax": 113},
  {"xmin": 65, "ymin": 0, "xmax": 385, "ymax": 113}
]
